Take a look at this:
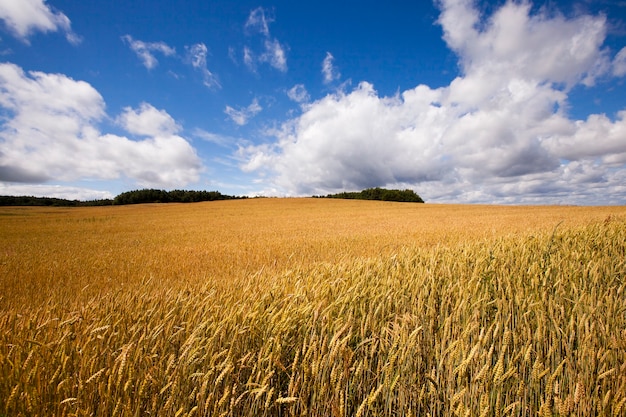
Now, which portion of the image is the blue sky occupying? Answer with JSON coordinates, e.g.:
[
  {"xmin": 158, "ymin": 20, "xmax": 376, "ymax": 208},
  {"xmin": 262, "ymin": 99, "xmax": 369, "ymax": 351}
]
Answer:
[{"xmin": 0, "ymin": 0, "xmax": 625, "ymax": 204}]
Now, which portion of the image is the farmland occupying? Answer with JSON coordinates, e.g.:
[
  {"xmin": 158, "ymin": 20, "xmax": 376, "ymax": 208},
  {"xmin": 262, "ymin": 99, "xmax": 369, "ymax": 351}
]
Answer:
[{"xmin": 1, "ymin": 199, "xmax": 625, "ymax": 416}]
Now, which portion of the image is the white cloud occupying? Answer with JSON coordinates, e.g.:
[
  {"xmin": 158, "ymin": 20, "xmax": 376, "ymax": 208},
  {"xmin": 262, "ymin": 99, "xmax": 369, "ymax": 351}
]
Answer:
[
  {"xmin": 259, "ymin": 39, "xmax": 287, "ymax": 72},
  {"xmin": 0, "ymin": 63, "xmax": 202, "ymax": 189},
  {"xmin": 245, "ymin": 7, "xmax": 272, "ymax": 37},
  {"xmin": 243, "ymin": 46, "xmax": 255, "ymax": 71},
  {"xmin": 438, "ymin": 0, "xmax": 610, "ymax": 88},
  {"xmin": 287, "ymin": 84, "xmax": 310, "ymax": 103},
  {"xmin": 122, "ymin": 35, "xmax": 176, "ymax": 70},
  {"xmin": 225, "ymin": 98, "xmax": 262, "ymax": 126},
  {"xmin": 243, "ymin": 7, "xmax": 288, "ymax": 73},
  {"xmin": 239, "ymin": 0, "xmax": 626, "ymax": 204},
  {"xmin": 322, "ymin": 52, "xmax": 340, "ymax": 84},
  {"xmin": 193, "ymin": 129, "xmax": 238, "ymax": 147},
  {"xmin": 543, "ymin": 112, "xmax": 626, "ymax": 162},
  {"xmin": 614, "ymin": 47, "xmax": 626, "ymax": 77},
  {"xmin": 117, "ymin": 102, "xmax": 181, "ymax": 137},
  {"xmin": 260, "ymin": 38, "xmax": 287, "ymax": 72},
  {"xmin": 121, "ymin": 37, "xmax": 220, "ymax": 88},
  {"xmin": 186, "ymin": 43, "xmax": 220, "ymax": 89},
  {"xmin": 0, "ymin": 0, "xmax": 79, "ymax": 44},
  {"xmin": 239, "ymin": 82, "xmax": 455, "ymax": 194}
]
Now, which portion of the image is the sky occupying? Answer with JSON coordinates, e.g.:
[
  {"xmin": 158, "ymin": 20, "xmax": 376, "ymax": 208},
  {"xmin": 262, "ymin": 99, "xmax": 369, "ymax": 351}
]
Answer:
[{"xmin": 0, "ymin": 0, "xmax": 625, "ymax": 204}]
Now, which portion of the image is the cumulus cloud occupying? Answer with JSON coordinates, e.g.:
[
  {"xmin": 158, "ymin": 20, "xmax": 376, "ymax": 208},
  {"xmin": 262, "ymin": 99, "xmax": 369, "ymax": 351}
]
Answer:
[
  {"xmin": 243, "ymin": 7, "xmax": 288, "ymax": 73},
  {"xmin": 225, "ymin": 98, "xmax": 262, "ymax": 126},
  {"xmin": 122, "ymin": 35, "xmax": 176, "ymax": 69},
  {"xmin": 117, "ymin": 102, "xmax": 181, "ymax": 137},
  {"xmin": 0, "ymin": 0, "xmax": 80, "ymax": 44},
  {"xmin": 239, "ymin": 0, "xmax": 626, "ymax": 204},
  {"xmin": 0, "ymin": 63, "xmax": 202, "ymax": 189},
  {"xmin": 322, "ymin": 52, "xmax": 340, "ymax": 84},
  {"xmin": 186, "ymin": 43, "xmax": 220, "ymax": 88},
  {"xmin": 438, "ymin": 0, "xmax": 610, "ymax": 88}
]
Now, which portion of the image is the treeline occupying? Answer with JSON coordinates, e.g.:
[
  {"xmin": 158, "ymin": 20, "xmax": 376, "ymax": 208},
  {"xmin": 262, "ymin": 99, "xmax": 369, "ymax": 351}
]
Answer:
[
  {"xmin": 0, "ymin": 189, "xmax": 245, "ymax": 207},
  {"xmin": 319, "ymin": 187, "xmax": 424, "ymax": 203},
  {"xmin": 112, "ymin": 189, "xmax": 244, "ymax": 205},
  {"xmin": 0, "ymin": 195, "xmax": 113, "ymax": 207},
  {"xmin": 1, "ymin": 187, "xmax": 423, "ymax": 206}
]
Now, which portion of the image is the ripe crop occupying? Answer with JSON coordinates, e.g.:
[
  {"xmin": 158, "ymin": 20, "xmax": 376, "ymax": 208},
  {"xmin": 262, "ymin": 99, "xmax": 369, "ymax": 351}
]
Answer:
[{"xmin": 1, "ymin": 199, "xmax": 625, "ymax": 416}]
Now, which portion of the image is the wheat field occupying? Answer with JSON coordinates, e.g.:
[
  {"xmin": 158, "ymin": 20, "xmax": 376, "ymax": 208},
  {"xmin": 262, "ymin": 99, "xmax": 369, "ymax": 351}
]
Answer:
[{"xmin": 1, "ymin": 199, "xmax": 625, "ymax": 416}]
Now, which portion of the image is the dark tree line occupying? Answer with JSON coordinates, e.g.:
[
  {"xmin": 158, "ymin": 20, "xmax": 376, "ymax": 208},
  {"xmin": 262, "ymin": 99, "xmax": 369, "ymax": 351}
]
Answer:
[
  {"xmin": 112, "ymin": 189, "xmax": 244, "ymax": 205},
  {"xmin": 1, "ymin": 187, "xmax": 424, "ymax": 206},
  {"xmin": 0, "ymin": 189, "xmax": 245, "ymax": 207},
  {"xmin": 0, "ymin": 195, "xmax": 113, "ymax": 207},
  {"xmin": 320, "ymin": 187, "xmax": 424, "ymax": 203}
]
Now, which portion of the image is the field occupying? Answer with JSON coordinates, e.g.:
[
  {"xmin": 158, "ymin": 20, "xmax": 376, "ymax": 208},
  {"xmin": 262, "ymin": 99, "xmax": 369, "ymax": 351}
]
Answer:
[{"xmin": 1, "ymin": 199, "xmax": 625, "ymax": 416}]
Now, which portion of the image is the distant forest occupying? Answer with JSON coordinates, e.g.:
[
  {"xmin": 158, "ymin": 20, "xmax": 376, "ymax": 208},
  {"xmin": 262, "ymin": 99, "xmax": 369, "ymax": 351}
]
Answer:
[
  {"xmin": 0, "ymin": 195, "xmax": 112, "ymax": 207},
  {"xmin": 0, "ymin": 189, "xmax": 244, "ymax": 207},
  {"xmin": 320, "ymin": 187, "xmax": 424, "ymax": 203},
  {"xmin": 1, "ymin": 187, "xmax": 424, "ymax": 206},
  {"xmin": 112, "ymin": 189, "xmax": 245, "ymax": 205}
]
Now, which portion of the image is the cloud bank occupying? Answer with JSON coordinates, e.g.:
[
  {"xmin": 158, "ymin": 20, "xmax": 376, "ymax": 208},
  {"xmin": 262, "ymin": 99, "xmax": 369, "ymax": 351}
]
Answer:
[
  {"xmin": 239, "ymin": 0, "xmax": 626, "ymax": 204},
  {"xmin": 0, "ymin": 63, "xmax": 202, "ymax": 190}
]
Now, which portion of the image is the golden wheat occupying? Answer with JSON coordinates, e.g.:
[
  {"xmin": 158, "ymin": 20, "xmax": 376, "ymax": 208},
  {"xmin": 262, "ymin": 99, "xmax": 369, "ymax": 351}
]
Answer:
[{"xmin": 1, "ymin": 199, "xmax": 625, "ymax": 415}]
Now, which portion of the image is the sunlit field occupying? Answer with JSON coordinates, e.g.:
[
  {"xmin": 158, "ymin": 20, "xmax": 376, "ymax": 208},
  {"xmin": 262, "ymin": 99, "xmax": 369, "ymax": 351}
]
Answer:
[{"xmin": 1, "ymin": 199, "xmax": 625, "ymax": 416}]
